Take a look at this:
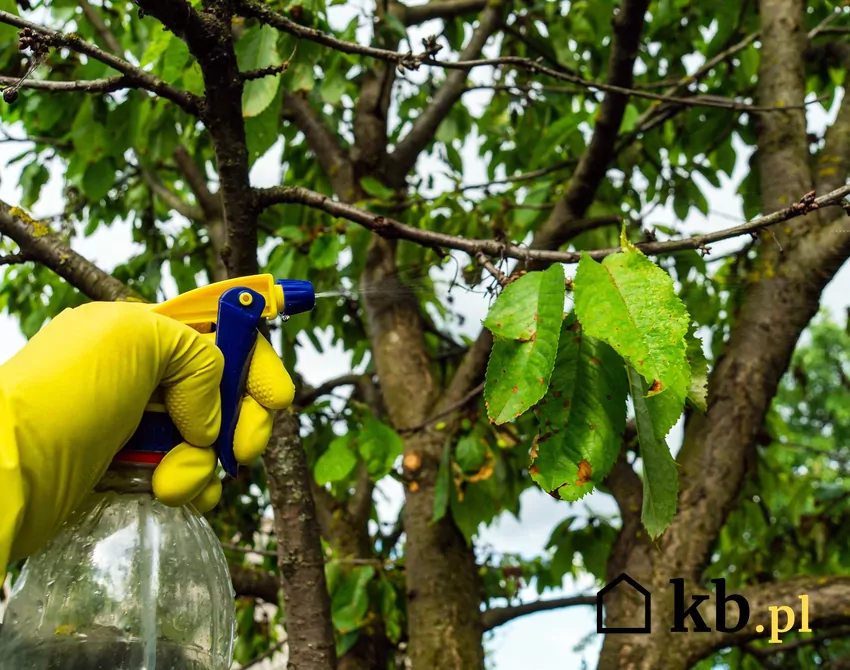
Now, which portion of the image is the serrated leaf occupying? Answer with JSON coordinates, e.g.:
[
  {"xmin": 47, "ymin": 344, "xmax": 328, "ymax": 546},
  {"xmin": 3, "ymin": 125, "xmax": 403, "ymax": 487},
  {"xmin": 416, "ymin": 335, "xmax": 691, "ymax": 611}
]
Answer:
[
  {"xmin": 530, "ymin": 314, "xmax": 628, "ymax": 501},
  {"xmin": 574, "ymin": 229, "xmax": 690, "ymax": 396},
  {"xmin": 483, "ymin": 264, "xmax": 565, "ymax": 341},
  {"xmin": 314, "ymin": 435, "xmax": 357, "ymax": 485},
  {"xmin": 628, "ymin": 365, "xmax": 683, "ymax": 539},
  {"xmin": 237, "ymin": 25, "xmax": 283, "ymax": 117},
  {"xmin": 686, "ymin": 326, "xmax": 708, "ymax": 412}
]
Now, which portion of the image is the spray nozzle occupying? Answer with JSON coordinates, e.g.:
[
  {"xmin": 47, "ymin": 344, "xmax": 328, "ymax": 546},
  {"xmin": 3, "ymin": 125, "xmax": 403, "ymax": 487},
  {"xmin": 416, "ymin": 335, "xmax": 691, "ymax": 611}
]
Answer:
[{"xmin": 276, "ymin": 279, "xmax": 316, "ymax": 316}]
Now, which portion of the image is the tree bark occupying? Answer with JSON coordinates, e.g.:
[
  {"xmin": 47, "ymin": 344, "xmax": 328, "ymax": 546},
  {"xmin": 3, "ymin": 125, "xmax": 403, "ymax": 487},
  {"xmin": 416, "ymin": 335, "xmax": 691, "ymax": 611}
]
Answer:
[
  {"xmin": 264, "ymin": 409, "xmax": 337, "ymax": 670},
  {"xmin": 597, "ymin": 1, "xmax": 850, "ymax": 666}
]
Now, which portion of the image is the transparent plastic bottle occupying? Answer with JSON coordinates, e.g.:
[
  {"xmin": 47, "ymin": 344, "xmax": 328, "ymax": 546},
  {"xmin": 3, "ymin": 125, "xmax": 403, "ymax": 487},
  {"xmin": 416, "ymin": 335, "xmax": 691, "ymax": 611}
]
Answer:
[{"xmin": 0, "ymin": 462, "xmax": 235, "ymax": 670}]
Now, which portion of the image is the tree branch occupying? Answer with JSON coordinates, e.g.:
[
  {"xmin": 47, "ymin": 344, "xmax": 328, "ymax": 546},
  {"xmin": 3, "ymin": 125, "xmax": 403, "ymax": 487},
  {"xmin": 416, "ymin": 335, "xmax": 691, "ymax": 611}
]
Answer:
[
  {"xmin": 530, "ymin": 0, "xmax": 648, "ymax": 252},
  {"xmin": 0, "ymin": 201, "xmax": 134, "ymax": 301},
  {"xmin": 297, "ymin": 373, "xmax": 368, "ymax": 407},
  {"xmin": 0, "ymin": 10, "xmax": 201, "ymax": 115},
  {"xmin": 264, "ymin": 409, "xmax": 337, "ymax": 669},
  {"xmin": 141, "ymin": 169, "xmax": 204, "ymax": 221},
  {"xmin": 0, "ymin": 252, "xmax": 28, "ymax": 266},
  {"xmin": 400, "ymin": 0, "xmax": 488, "ymax": 26},
  {"xmin": 255, "ymin": 183, "xmax": 850, "ymax": 264},
  {"xmin": 79, "ymin": 0, "xmax": 123, "ymax": 55},
  {"xmin": 173, "ymin": 145, "xmax": 221, "ymax": 218},
  {"xmin": 387, "ymin": 3, "xmax": 504, "ymax": 180},
  {"xmin": 691, "ymin": 576, "xmax": 850, "ymax": 661},
  {"xmin": 282, "ymin": 91, "xmax": 355, "ymax": 197},
  {"xmin": 0, "ymin": 74, "xmax": 130, "ymax": 93},
  {"xmin": 481, "ymin": 595, "xmax": 596, "ymax": 631},
  {"xmin": 229, "ymin": 564, "xmax": 280, "ymax": 603},
  {"xmin": 138, "ymin": 0, "xmax": 256, "ymax": 277},
  {"xmin": 744, "ymin": 626, "xmax": 850, "ymax": 658}
]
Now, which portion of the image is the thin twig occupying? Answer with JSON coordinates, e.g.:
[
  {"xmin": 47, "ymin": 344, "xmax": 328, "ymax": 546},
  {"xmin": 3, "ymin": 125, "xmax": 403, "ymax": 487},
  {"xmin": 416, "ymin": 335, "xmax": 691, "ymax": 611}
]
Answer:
[
  {"xmin": 233, "ymin": 3, "xmax": 817, "ymax": 115},
  {"xmin": 400, "ymin": 381, "xmax": 485, "ymax": 434},
  {"xmin": 256, "ymin": 184, "xmax": 850, "ymax": 265},
  {"xmin": 476, "ymin": 252, "xmax": 508, "ymax": 287}
]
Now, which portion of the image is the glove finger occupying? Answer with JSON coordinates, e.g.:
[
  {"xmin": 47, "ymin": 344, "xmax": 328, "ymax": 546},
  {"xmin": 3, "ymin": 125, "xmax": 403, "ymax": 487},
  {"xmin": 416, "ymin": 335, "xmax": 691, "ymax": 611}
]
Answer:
[
  {"xmin": 191, "ymin": 477, "xmax": 222, "ymax": 515},
  {"xmin": 234, "ymin": 395, "xmax": 274, "ymax": 464},
  {"xmin": 246, "ymin": 336, "xmax": 294, "ymax": 410},
  {"xmin": 152, "ymin": 442, "xmax": 217, "ymax": 506},
  {"xmin": 158, "ymin": 318, "xmax": 224, "ymax": 447}
]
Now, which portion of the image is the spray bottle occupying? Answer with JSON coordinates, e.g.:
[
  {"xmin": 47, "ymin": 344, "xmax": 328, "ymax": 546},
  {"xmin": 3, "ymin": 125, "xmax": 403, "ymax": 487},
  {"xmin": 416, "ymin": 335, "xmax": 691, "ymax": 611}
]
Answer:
[{"xmin": 0, "ymin": 274, "xmax": 315, "ymax": 670}]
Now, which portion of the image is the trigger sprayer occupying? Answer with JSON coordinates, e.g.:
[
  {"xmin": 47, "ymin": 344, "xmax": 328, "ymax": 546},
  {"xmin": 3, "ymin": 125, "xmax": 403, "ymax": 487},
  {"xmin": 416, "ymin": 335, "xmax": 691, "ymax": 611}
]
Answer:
[{"xmin": 0, "ymin": 275, "xmax": 315, "ymax": 670}]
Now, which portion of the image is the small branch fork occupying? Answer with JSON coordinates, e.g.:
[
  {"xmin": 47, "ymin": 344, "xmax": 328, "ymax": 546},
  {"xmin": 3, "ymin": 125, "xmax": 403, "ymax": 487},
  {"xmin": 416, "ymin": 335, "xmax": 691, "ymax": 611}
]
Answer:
[{"xmin": 255, "ymin": 184, "xmax": 850, "ymax": 265}]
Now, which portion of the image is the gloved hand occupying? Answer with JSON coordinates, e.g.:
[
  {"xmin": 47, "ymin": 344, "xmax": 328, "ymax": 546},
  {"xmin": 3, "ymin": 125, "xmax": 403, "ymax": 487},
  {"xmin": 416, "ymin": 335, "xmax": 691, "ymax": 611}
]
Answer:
[{"xmin": 0, "ymin": 300, "xmax": 293, "ymax": 574}]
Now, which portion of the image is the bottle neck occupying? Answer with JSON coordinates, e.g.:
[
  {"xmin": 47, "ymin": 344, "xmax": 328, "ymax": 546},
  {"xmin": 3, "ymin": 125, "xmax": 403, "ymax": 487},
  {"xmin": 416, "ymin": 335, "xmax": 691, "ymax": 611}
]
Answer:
[{"xmin": 95, "ymin": 462, "xmax": 155, "ymax": 494}]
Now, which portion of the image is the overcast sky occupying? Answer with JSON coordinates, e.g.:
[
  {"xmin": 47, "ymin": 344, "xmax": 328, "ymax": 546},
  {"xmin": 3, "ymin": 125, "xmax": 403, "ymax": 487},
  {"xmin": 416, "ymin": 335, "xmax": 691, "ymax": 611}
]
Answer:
[{"xmin": 2, "ymin": 4, "xmax": 850, "ymax": 669}]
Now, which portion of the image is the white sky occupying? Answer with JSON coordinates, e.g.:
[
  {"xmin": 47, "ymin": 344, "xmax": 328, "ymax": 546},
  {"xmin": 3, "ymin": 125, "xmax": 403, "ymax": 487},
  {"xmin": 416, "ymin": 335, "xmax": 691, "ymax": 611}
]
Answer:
[{"xmin": 2, "ymin": 5, "xmax": 850, "ymax": 669}]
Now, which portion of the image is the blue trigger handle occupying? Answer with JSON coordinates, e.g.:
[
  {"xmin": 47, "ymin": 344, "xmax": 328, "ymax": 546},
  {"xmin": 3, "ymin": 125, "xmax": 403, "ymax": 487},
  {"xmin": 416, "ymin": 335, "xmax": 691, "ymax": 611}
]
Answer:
[{"xmin": 121, "ymin": 287, "xmax": 267, "ymax": 478}]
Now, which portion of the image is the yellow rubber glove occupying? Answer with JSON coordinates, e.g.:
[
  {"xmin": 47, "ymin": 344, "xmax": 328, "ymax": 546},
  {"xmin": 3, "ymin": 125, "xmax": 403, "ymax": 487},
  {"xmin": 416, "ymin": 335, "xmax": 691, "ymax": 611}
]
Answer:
[{"xmin": 0, "ymin": 300, "xmax": 293, "ymax": 579}]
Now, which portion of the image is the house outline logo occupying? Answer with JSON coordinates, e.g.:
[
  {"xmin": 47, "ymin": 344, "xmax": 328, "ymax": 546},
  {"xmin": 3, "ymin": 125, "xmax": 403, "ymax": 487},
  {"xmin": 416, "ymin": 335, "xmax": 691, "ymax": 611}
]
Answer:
[{"xmin": 596, "ymin": 573, "xmax": 651, "ymax": 634}]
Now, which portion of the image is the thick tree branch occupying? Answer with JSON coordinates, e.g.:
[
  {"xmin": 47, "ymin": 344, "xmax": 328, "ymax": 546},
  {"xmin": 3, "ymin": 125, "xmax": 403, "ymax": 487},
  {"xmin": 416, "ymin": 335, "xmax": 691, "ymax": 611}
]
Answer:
[
  {"xmin": 481, "ymin": 595, "xmax": 596, "ymax": 631},
  {"xmin": 229, "ymin": 564, "xmax": 279, "ymax": 603},
  {"xmin": 0, "ymin": 74, "xmax": 129, "ymax": 93},
  {"xmin": 531, "ymin": 0, "xmax": 649, "ymax": 251},
  {"xmin": 400, "ymin": 0, "xmax": 488, "ymax": 26},
  {"xmin": 0, "ymin": 10, "xmax": 201, "ymax": 115},
  {"xmin": 255, "ymin": 183, "xmax": 850, "ymax": 265},
  {"xmin": 264, "ymin": 409, "xmax": 337, "ymax": 669},
  {"xmin": 387, "ymin": 3, "xmax": 503, "ymax": 180},
  {"xmin": 283, "ymin": 91, "xmax": 355, "ymax": 197},
  {"xmin": 744, "ymin": 626, "xmax": 850, "ymax": 658},
  {"xmin": 0, "ymin": 202, "xmax": 134, "ymax": 301},
  {"xmin": 137, "ymin": 0, "xmax": 256, "ymax": 277},
  {"xmin": 141, "ymin": 169, "xmax": 204, "ymax": 221},
  {"xmin": 173, "ymin": 145, "xmax": 221, "ymax": 219},
  {"xmin": 171, "ymin": 145, "xmax": 227, "ymax": 281},
  {"xmin": 297, "ymin": 373, "xmax": 368, "ymax": 407},
  {"xmin": 691, "ymin": 577, "xmax": 850, "ymax": 662}
]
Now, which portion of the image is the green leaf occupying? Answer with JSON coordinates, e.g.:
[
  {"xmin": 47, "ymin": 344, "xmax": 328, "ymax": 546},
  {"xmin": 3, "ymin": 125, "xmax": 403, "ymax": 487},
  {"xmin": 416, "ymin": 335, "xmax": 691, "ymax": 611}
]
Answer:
[
  {"xmin": 483, "ymin": 264, "xmax": 565, "ymax": 341},
  {"xmin": 455, "ymin": 435, "xmax": 486, "ymax": 473},
  {"xmin": 19, "ymin": 161, "xmax": 49, "ymax": 209},
  {"xmin": 0, "ymin": 0, "xmax": 18, "ymax": 44},
  {"xmin": 360, "ymin": 177, "xmax": 394, "ymax": 200},
  {"xmin": 483, "ymin": 266, "xmax": 565, "ymax": 424},
  {"xmin": 531, "ymin": 314, "xmax": 628, "ymax": 501},
  {"xmin": 236, "ymin": 25, "xmax": 283, "ymax": 118},
  {"xmin": 309, "ymin": 234, "xmax": 340, "ymax": 269},
  {"xmin": 357, "ymin": 415, "xmax": 403, "ymax": 479},
  {"xmin": 383, "ymin": 13, "xmax": 408, "ymax": 40},
  {"xmin": 245, "ymin": 87, "xmax": 283, "ymax": 165},
  {"xmin": 574, "ymin": 229, "xmax": 690, "ymax": 396},
  {"xmin": 331, "ymin": 566, "xmax": 375, "ymax": 633},
  {"xmin": 314, "ymin": 435, "xmax": 357, "ymax": 485},
  {"xmin": 686, "ymin": 327, "xmax": 708, "ymax": 412},
  {"xmin": 82, "ymin": 159, "xmax": 115, "ymax": 202},
  {"xmin": 141, "ymin": 28, "xmax": 174, "ymax": 68},
  {"xmin": 628, "ymin": 365, "xmax": 682, "ymax": 539},
  {"xmin": 432, "ymin": 441, "xmax": 452, "ymax": 523}
]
